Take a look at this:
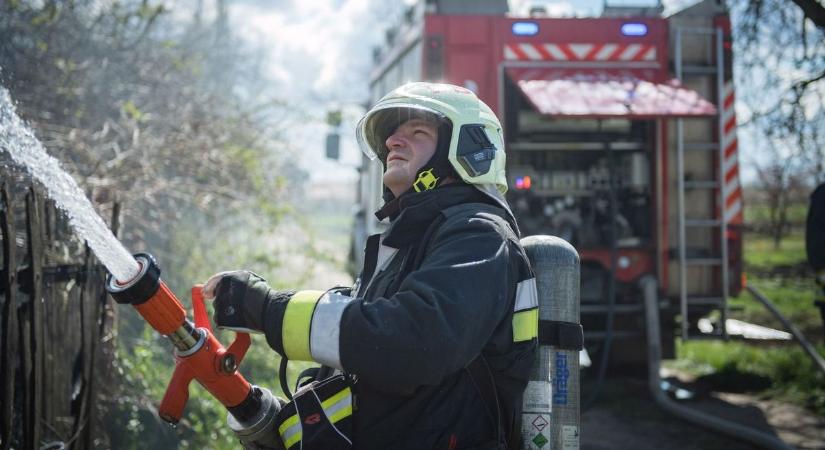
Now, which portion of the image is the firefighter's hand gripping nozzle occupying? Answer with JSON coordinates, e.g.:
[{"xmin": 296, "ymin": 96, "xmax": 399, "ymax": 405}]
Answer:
[{"xmin": 105, "ymin": 253, "xmax": 284, "ymax": 449}]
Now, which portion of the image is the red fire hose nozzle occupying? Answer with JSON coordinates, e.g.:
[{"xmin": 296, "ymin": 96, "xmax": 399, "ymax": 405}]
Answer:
[
  {"xmin": 157, "ymin": 286, "xmax": 253, "ymax": 423},
  {"xmin": 106, "ymin": 254, "xmax": 255, "ymax": 424}
]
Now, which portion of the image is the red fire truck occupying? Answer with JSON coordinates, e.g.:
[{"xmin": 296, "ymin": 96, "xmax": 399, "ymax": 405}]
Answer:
[{"xmin": 349, "ymin": 0, "xmax": 744, "ymax": 364}]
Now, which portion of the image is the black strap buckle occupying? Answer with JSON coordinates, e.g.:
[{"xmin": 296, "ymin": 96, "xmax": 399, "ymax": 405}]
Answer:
[{"xmin": 538, "ymin": 320, "xmax": 584, "ymax": 351}]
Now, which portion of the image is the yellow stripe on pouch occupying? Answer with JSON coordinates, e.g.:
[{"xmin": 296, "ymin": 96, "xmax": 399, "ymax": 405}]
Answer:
[{"xmin": 278, "ymin": 414, "xmax": 301, "ymax": 449}]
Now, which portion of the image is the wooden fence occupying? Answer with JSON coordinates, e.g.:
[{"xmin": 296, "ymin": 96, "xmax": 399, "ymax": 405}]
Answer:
[{"xmin": 1, "ymin": 175, "xmax": 117, "ymax": 450}]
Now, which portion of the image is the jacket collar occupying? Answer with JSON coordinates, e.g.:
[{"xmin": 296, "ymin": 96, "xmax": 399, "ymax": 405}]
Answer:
[{"xmin": 382, "ymin": 184, "xmax": 493, "ymax": 248}]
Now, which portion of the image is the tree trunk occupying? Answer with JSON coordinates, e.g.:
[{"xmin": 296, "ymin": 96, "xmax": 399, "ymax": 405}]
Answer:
[{"xmin": 772, "ymin": 189, "xmax": 789, "ymax": 249}]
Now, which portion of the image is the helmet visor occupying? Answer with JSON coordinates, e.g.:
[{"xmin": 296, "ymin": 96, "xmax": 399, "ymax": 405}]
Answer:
[{"xmin": 356, "ymin": 104, "xmax": 447, "ymax": 162}]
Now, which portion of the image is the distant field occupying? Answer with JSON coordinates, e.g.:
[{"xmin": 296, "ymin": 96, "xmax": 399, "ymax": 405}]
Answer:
[
  {"xmin": 308, "ymin": 212, "xmax": 354, "ymax": 250},
  {"xmin": 744, "ymin": 203, "xmax": 809, "ymax": 228},
  {"xmin": 745, "ymin": 233, "xmax": 807, "ymax": 269}
]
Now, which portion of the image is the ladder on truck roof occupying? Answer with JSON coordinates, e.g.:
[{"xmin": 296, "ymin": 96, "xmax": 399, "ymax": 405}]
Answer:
[{"xmin": 674, "ymin": 26, "xmax": 730, "ymax": 341}]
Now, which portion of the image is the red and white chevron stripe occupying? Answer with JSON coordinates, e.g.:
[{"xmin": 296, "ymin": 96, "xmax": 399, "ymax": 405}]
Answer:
[
  {"xmin": 503, "ymin": 43, "xmax": 657, "ymax": 62},
  {"xmin": 721, "ymin": 81, "xmax": 743, "ymax": 225}
]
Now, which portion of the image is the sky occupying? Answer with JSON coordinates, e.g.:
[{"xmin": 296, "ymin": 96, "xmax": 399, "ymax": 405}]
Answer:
[
  {"xmin": 222, "ymin": 0, "xmax": 399, "ymax": 182},
  {"xmin": 177, "ymin": 0, "xmax": 706, "ymax": 185}
]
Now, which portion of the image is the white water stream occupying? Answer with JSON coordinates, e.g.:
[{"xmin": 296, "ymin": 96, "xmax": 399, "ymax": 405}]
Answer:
[{"xmin": 0, "ymin": 87, "xmax": 140, "ymax": 282}]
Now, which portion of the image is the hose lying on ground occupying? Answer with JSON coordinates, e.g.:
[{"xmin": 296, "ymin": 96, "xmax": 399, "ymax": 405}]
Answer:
[
  {"xmin": 642, "ymin": 276, "xmax": 795, "ymax": 450},
  {"xmin": 746, "ymin": 285, "xmax": 825, "ymax": 376}
]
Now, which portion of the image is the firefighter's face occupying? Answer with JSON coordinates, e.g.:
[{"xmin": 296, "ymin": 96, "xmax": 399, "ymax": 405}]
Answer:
[{"xmin": 383, "ymin": 118, "xmax": 438, "ymax": 196}]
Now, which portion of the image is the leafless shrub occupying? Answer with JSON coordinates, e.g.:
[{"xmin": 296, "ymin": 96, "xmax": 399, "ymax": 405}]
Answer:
[{"xmin": 732, "ymin": 0, "xmax": 825, "ymax": 244}]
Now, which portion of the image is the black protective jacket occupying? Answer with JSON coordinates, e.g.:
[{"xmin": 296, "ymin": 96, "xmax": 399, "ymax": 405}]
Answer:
[{"xmin": 338, "ymin": 185, "xmax": 537, "ymax": 450}]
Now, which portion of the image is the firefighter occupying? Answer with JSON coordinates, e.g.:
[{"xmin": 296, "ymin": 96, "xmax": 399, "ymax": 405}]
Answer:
[
  {"xmin": 204, "ymin": 82, "xmax": 537, "ymax": 449},
  {"xmin": 807, "ymin": 181, "xmax": 825, "ymax": 339}
]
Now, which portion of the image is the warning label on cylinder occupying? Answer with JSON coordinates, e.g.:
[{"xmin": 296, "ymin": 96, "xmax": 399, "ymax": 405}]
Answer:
[
  {"xmin": 522, "ymin": 380, "xmax": 552, "ymax": 412},
  {"xmin": 531, "ymin": 415, "xmax": 548, "ymax": 431},
  {"xmin": 522, "ymin": 380, "xmax": 552, "ymax": 449},
  {"xmin": 562, "ymin": 425, "xmax": 579, "ymax": 450},
  {"xmin": 522, "ymin": 414, "xmax": 551, "ymax": 449}
]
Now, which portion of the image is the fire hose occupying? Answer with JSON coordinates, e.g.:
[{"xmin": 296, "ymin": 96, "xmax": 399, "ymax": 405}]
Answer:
[
  {"xmin": 105, "ymin": 253, "xmax": 283, "ymax": 449},
  {"xmin": 642, "ymin": 276, "xmax": 794, "ymax": 450}
]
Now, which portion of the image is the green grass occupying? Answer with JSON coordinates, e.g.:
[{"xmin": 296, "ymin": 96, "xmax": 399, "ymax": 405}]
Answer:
[
  {"xmin": 729, "ymin": 278, "xmax": 822, "ymax": 333},
  {"xmin": 673, "ymin": 229, "xmax": 825, "ymax": 417},
  {"xmin": 732, "ymin": 232, "xmax": 821, "ymax": 333},
  {"xmin": 744, "ymin": 233, "xmax": 808, "ymax": 270},
  {"xmin": 744, "ymin": 203, "xmax": 808, "ymax": 226},
  {"xmin": 673, "ymin": 340, "xmax": 825, "ymax": 416}
]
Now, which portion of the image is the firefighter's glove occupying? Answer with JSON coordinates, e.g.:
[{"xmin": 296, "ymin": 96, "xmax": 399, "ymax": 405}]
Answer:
[
  {"xmin": 205, "ymin": 270, "xmax": 294, "ymax": 334},
  {"xmin": 204, "ymin": 272, "xmax": 328, "ymax": 362}
]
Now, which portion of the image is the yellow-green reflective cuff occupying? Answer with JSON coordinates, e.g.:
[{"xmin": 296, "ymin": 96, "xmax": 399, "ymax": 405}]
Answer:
[
  {"xmin": 513, "ymin": 308, "xmax": 538, "ymax": 342},
  {"xmin": 282, "ymin": 290, "xmax": 323, "ymax": 361}
]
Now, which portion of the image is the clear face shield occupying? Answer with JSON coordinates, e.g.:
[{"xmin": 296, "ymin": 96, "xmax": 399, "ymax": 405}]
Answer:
[{"xmin": 355, "ymin": 104, "xmax": 447, "ymax": 164}]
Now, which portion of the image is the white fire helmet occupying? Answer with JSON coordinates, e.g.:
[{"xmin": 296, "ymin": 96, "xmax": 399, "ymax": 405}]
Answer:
[{"xmin": 356, "ymin": 82, "xmax": 508, "ymax": 195}]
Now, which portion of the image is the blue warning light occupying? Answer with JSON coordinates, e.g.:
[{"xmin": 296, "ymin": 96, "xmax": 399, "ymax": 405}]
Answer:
[
  {"xmin": 512, "ymin": 22, "xmax": 539, "ymax": 36},
  {"xmin": 621, "ymin": 23, "xmax": 648, "ymax": 36}
]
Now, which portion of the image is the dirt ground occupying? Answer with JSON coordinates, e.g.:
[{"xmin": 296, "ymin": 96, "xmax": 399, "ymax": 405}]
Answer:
[{"xmin": 582, "ymin": 375, "xmax": 825, "ymax": 450}]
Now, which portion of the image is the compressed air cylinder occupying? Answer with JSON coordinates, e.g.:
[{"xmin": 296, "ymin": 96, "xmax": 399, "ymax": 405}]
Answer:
[{"xmin": 520, "ymin": 236, "xmax": 580, "ymax": 450}]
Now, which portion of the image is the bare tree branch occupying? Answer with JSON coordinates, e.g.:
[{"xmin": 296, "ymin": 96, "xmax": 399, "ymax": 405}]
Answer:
[
  {"xmin": 793, "ymin": 67, "xmax": 825, "ymax": 92},
  {"xmin": 790, "ymin": 0, "xmax": 825, "ymax": 30},
  {"xmin": 732, "ymin": 0, "xmax": 825, "ymax": 245}
]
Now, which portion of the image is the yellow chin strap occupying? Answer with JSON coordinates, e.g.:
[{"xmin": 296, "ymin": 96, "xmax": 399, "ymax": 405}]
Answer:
[{"xmin": 413, "ymin": 168, "xmax": 439, "ymax": 192}]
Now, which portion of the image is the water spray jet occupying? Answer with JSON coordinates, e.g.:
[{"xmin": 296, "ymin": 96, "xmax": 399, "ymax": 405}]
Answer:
[{"xmin": 2, "ymin": 86, "xmax": 281, "ymax": 447}]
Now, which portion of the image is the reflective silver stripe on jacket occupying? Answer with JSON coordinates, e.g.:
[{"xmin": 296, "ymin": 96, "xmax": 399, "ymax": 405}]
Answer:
[
  {"xmin": 310, "ymin": 291, "xmax": 352, "ymax": 369},
  {"xmin": 311, "ymin": 236, "xmax": 399, "ymax": 370},
  {"xmin": 512, "ymin": 277, "xmax": 539, "ymax": 342},
  {"xmin": 514, "ymin": 277, "xmax": 538, "ymax": 312}
]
